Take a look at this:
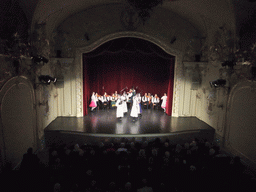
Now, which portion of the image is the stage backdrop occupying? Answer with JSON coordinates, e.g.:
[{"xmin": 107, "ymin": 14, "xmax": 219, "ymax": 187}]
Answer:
[{"xmin": 83, "ymin": 37, "xmax": 175, "ymax": 116}]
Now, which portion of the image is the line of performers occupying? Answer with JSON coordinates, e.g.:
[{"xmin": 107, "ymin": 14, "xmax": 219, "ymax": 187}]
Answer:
[{"xmin": 89, "ymin": 89, "xmax": 168, "ymax": 120}]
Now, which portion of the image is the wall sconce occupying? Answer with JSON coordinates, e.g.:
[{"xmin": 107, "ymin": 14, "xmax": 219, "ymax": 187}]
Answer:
[
  {"xmin": 38, "ymin": 75, "xmax": 56, "ymax": 84},
  {"xmin": 34, "ymin": 75, "xmax": 57, "ymax": 89},
  {"xmin": 209, "ymin": 79, "xmax": 226, "ymax": 88},
  {"xmin": 32, "ymin": 55, "xmax": 49, "ymax": 64}
]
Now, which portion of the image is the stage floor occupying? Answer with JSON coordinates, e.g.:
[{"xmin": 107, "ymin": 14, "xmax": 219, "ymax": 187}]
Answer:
[
  {"xmin": 45, "ymin": 109, "xmax": 214, "ymax": 135},
  {"xmin": 44, "ymin": 109, "xmax": 215, "ymax": 146}
]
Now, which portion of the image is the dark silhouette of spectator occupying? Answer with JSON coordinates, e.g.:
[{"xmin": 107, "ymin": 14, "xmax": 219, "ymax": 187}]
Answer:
[{"xmin": 20, "ymin": 147, "xmax": 40, "ymax": 172}]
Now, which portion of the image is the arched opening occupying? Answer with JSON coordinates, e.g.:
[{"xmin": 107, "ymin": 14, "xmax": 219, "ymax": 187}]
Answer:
[{"xmin": 82, "ymin": 37, "xmax": 175, "ymax": 116}]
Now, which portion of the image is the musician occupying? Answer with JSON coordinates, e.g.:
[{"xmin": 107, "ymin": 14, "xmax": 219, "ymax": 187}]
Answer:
[
  {"xmin": 161, "ymin": 93, "xmax": 168, "ymax": 112},
  {"xmin": 89, "ymin": 92, "xmax": 97, "ymax": 111},
  {"xmin": 152, "ymin": 94, "xmax": 160, "ymax": 109},
  {"xmin": 101, "ymin": 92, "xmax": 109, "ymax": 110},
  {"xmin": 142, "ymin": 93, "xmax": 149, "ymax": 109},
  {"xmin": 114, "ymin": 91, "xmax": 119, "ymax": 97},
  {"xmin": 147, "ymin": 93, "xmax": 153, "ymax": 109},
  {"xmin": 116, "ymin": 95, "xmax": 124, "ymax": 120},
  {"xmin": 110, "ymin": 93, "xmax": 116, "ymax": 109}
]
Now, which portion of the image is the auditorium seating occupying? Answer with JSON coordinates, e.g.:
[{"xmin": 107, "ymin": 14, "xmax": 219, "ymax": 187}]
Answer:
[{"xmin": 2, "ymin": 138, "xmax": 256, "ymax": 192}]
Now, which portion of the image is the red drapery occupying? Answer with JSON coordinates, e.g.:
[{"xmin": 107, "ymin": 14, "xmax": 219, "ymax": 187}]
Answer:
[
  {"xmin": 166, "ymin": 59, "xmax": 175, "ymax": 116},
  {"xmin": 83, "ymin": 38, "xmax": 175, "ymax": 116}
]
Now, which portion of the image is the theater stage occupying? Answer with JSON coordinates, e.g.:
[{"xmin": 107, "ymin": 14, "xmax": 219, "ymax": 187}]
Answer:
[{"xmin": 44, "ymin": 109, "xmax": 215, "ymax": 147}]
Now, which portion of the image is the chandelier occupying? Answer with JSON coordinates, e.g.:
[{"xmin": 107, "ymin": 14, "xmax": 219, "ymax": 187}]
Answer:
[{"xmin": 126, "ymin": 0, "xmax": 164, "ymax": 24}]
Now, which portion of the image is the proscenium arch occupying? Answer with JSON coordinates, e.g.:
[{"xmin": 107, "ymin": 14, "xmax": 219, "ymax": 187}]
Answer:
[{"xmin": 74, "ymin": 31, "xmax": 183, "ymax": 117}]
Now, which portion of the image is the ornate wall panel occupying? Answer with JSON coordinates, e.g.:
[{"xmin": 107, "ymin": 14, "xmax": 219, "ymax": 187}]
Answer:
[
  {"xmin": 225, "ymin": 80, "xmax": 256, "ymax": 167},
  {"xmin": 0, "ymin": 76, "xmax": 37, "ymax": 169}
]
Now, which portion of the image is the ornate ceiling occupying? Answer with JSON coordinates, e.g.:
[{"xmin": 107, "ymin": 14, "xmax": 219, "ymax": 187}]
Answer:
[{"xmin": 0, "ymin": 0, "xmax": 255, "ymax": 42}]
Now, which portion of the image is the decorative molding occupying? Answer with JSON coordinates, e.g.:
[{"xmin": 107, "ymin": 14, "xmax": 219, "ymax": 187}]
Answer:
[
  {"xmin": 120, "ymin": 7, "xmax": 142, "ymax": 30},
  {"xmin": 75, "ymin": 31, "xmax": 182, "ymax": 117}
]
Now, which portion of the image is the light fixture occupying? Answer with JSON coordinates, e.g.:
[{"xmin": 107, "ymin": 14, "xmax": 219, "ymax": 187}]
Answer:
[
  {"xmin": 209, "ymin": 79, "xmax": 226, "ymax": 88},
  {"xmin": 222, "ymin": 60, "xmax": 235, "ymax": 68},
  {"xmin": 32, "ymin": 55, "xmax": 49, "ymax": 64},
  {"xmin": 38, "ymin": 75, "xmax": 57, "ymax": 85}
]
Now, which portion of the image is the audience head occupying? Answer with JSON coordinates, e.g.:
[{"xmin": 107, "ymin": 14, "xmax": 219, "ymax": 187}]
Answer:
[
  {"xmin": 120, "ymin": 142, "xmax": 125, "ymax": 148},
  {"xmin": 152, "ymin": 148, "xmax": 158, "ymax": 156},
  {"xmin": 143, "ymin": 141, "xmax": 148, "ymax": 148},
  {"xmin": 209, "ymin": 148, "xmax": 215, "ymax": 156},
  {"xmin": 190, "ymin": 165, "xmax": 196, "ymax": 171},
  {"xmin": 86, "ymin": 170, "xmax": 92, "ymax": 176},
  {"xmin": 125, "ymin": 182, "xmax": 132, "ymax": 191},
  {"xmin": 205, "ymin": 142, "xmax": 211, "ymax": 148},
  {"xmin": 175, "ymin": 144, "xmax": 182, "ymax": 153},
  {"xmin": 51, "ymin": 150, "xmax": 58, "ymax": 157},
  {"xmin": 74, "ymin": 144, "xmax": 80, "ymax": 151},
  {"xmin": 90, "ymin": 149, "xmax": 95, "ymax": 156},
  {"xmin": 190, "ymin": 141, "xmax": 197, "ymax": 147},
  {"xmin": 165, "ymin": 151, "xmax": 170, "ymax": 158},
  {"xmin": 184, "ymin": 142, "xmax": 190, "ymax": 149},
  {"xmin": 78, "ymin": 149, "xmax": 84, "ymax": 156},
  {"xmin": 27, "ymin": 147, "xmax": 33, "ymax": 154},
  {"xmin": 99, "ymin": 142, "xmax": 104, "ymax": 148},
  {"xmin": 175, "ymin": 157, "xmax": 179, "ymax": 163},
  {"xmin": 65, "ymin": 149, "xmax": 71, "ymax": 155},
  {"xmin": 139, "ymin": 149, "xmax": 146, "ymax": 157},
  {"xmin": 54, "ymin": 183, "xmax": 61, "ymax": 192}
]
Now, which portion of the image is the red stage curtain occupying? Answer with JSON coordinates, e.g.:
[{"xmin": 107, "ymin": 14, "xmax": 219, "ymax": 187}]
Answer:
[
  {"xmin": 83, "ymin": 61, "xmax": 90, "ymax": 115},
  {"xmin": 166, "ymin": 58, "xmax": 175, "ymax": 116},
  {"xmin": 83, "ymin": 38, "xmax": 175, "ymax": 116}
]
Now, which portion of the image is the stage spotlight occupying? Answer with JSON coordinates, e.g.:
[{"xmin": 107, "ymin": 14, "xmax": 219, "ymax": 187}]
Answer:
[
  {"xmin": 38, "ymin": 75, "xmax": 57, "ymax": 84},
  {"xmin": 209, "ymin": 79, "xmax": 226, "ymax": 88},
  {"xmin": 33, "ymin": 55, "xmax": 49, "ymax": 64}
]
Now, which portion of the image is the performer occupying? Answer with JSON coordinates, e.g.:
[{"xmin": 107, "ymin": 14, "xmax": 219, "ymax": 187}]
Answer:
[
  {"xmin": 130, "ymin": 94, "xmax": 139, "ymax": 121},
  {"xmin": 95, "ymin": 93, "xmax": 101, "ymax": 110},
  {"xmin": 110, "ymin": 93, "xmax": 116, "ymax": 109},
  {"xmin": 147, "ymin": 93, "xmax": 152, "ymax": 109},
  {"xmin": 116, "ymin": 95, "xmax": 124, "ymax": 120},
  {"xmin": 114, "ymin": 91, "xmax": 119, "ymax": 97},
  {"xmin": 161, "ymin": 93, "xmax": 168, "ymax": 112},
  {"xmin": 152, "ymin": 94, "xmax": 160, "ymax": 109},
  {"xmin": 127, "ymin": 88, "xmax": 136, "ymax": 109},
  {"xmin": 137, "ymin": 93, "xmax": 142, "ymax": 116},
  {"xmin": 121, "ymin": 91, "xmax": 128, "ymax": 114},
  {"xmin": 89, "ymin": 92, "xmax": 97, "ymax": 111},
  {"xmin": 142, "ymin": 93, "xmax": 149, "ymax": 109},
  {"xmin": 101, "ymin": 92, "xmax": 109, "ymax": 110}
]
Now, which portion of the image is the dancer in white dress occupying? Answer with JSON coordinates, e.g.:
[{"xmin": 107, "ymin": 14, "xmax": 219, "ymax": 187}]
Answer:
[
  {"xmin": 130, "ymin": 95, "xmax": 140, "ymax": 121},
  {"xmin": 161, "ymin": 93, "xmax": 167, "ymax": 112},
  {"xmin": 116, "ymin": 96, "xmax": 124, "ymax": 120},
  {"xmin": 121, "ymin": 92, "xmax": 128, "ymax": 114}
]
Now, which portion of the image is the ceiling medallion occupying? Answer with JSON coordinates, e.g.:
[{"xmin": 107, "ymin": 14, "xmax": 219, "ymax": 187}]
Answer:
[{"xmin": 121, "ymin": 7, "xmax": 142, "ymax": 31}]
